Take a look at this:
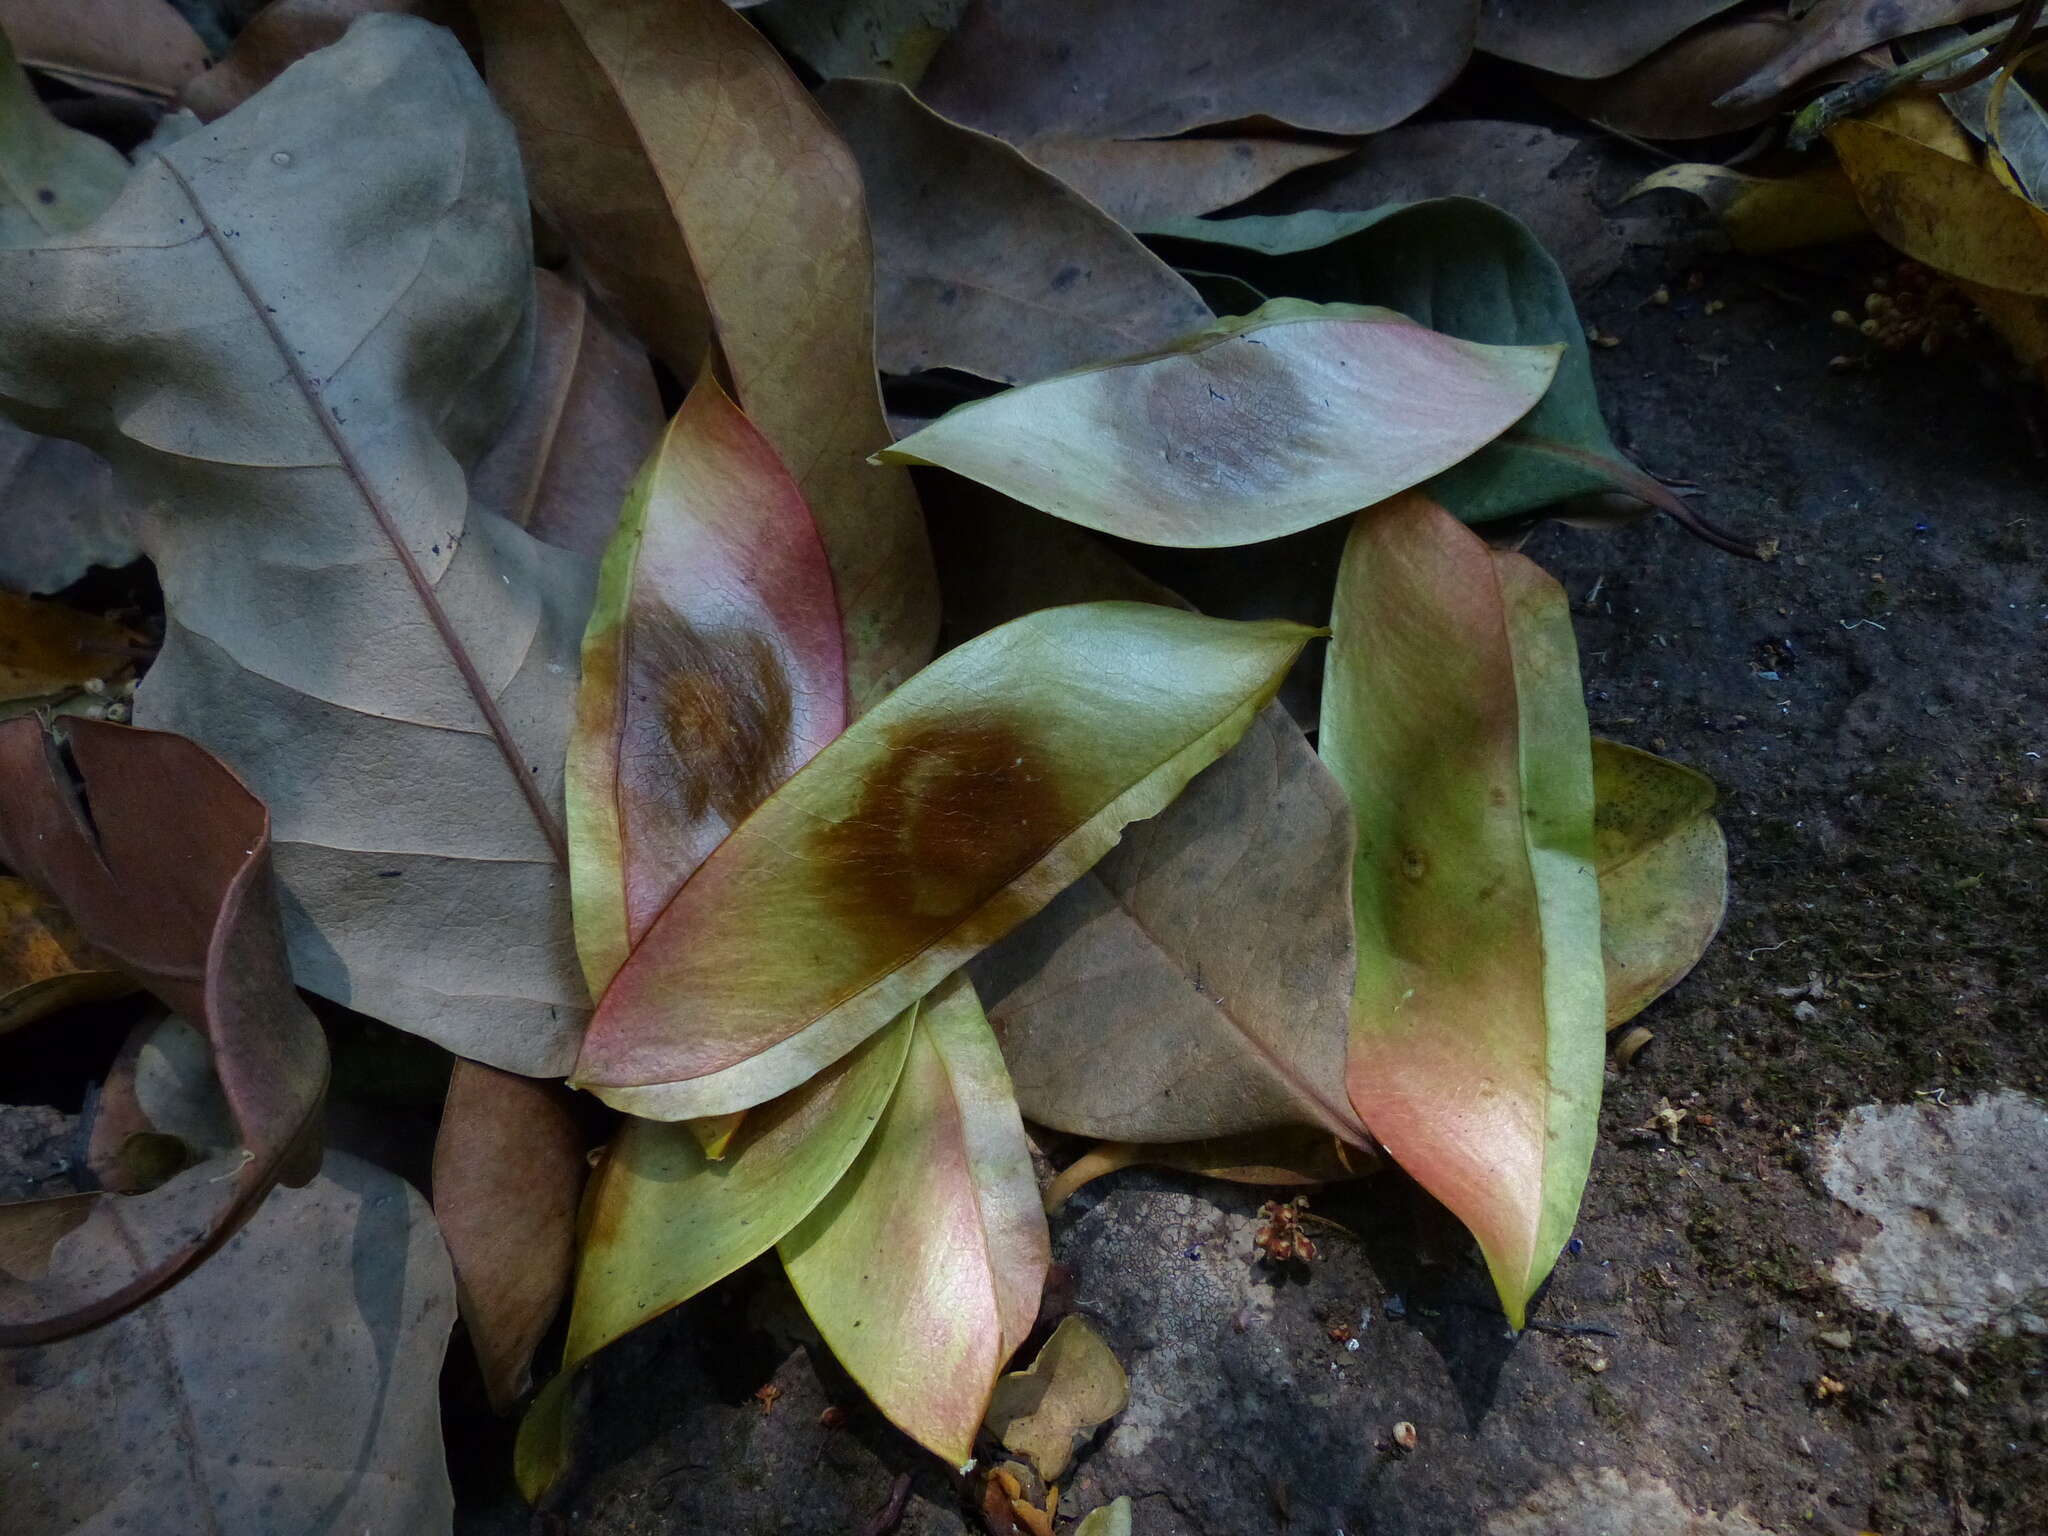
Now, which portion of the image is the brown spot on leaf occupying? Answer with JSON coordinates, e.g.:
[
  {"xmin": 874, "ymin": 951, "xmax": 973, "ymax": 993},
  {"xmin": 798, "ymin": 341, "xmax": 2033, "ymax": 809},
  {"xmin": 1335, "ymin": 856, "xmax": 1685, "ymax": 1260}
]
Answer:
[{"xmin": 624, "ymin": 612, "xmax": 794, "ymax": 832}]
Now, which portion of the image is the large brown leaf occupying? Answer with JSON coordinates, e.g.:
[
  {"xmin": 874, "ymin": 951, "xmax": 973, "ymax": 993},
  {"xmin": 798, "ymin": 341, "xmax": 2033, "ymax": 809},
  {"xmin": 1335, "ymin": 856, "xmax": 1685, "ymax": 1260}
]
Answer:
[
  {"xmin": 818, "ymin": 78, "xmax": 1210, "ymax": 384},
  {"xmin": 1020, "ymin": 136, "xmax": 1352, "ymax": 232},
  {"xmin": 179, "ymin": 0, "xmax": 476, "ymax": 120},
  {"xmin": 917, "ymin": 0, "xmax": 1477, "ymax": 140},
  {"xmin": 474, "ymin": 0, "xmax": 938, "ymax": 707},
  {"xmin": 1538, "ymin": 14, "xmax": 1814, "ymax": 141},
  {"xmin": 470, "ymin": 268, "xmax": 665, "ymax": 562},
  {"xmin": 0, "ymin": 1153, "xmax": 456, "ymax": 1533},
  {"xmin": 1476, "ymin": 0, "xmax": 1747, "ymax": 79},
  {"xmin": 0, "ymin": 19, "xmax": 597, "ymax": 1073},
  {"xmin": 0, "ymin": 0, "xmax": 208, "ymax": 101},
  {"xmin": 0, "ymin": 718, "xmax": 328, "ymax": 1344}
]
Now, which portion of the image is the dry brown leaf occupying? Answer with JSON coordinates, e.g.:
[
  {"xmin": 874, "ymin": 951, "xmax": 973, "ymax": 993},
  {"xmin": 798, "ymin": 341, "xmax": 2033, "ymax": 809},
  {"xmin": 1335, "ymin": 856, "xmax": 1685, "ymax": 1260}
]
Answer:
[
  {"xmin": 469, "ymin": 269, "xmax": 665, "ymax": 561},
  {"xmin": 1721, "ymin": 0, "xmax": 2011, "ymax": 112},
  {"xmin": 0, "ymin": 591, "xmax": 137, "ymax": 701},
  {"xmin": 1539, "ymin": 15, "xmax": 1817, "ymax": 140},
  {"xmin": 1019, "ymin": 136, "xmax": 1352, "ymax": 230},
  {"xmin": 1476, "ymin": 0, "xmax": 1748, "ymax": 79},
  {"xmin": 180, "ymin": 0, "xmax": 477, "ymax": 121},
  {"xmin": 918, "ymin": 0, "xmax": 1477, "ymax": 140},
  {"xmin": 0, "ymin": 0, "xmax": 209, "ymax": 100},
  {"xmin": 985, "ymin": 1315, "xmax": 1128, "ymax": 1481},
  {"xmin": 0, "ymin": 875, "xmax": 128, "ymax": 1037},
  {"xmin": 819, "ymin": 78, "xmax": 1210, "ymax": 383},
  {"xmin": 432, "ymin": 1060, "xmax": 586, "ymax": 1413}
]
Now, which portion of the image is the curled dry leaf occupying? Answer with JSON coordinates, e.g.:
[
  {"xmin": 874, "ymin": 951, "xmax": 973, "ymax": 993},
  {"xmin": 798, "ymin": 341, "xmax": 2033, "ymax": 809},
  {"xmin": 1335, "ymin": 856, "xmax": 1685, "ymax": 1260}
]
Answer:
[
  {"xmin": 919, "ymin": 0, "xmax": 1477, "ymax": 140},
  {"xmin": 818, "ymin": 78, "xmax": 1210, "ymax": 384},
  {"xmin": 0, "ymin": 18, "xmax": 599, "ymax": 1073},
  {"xmin": 1718, "ymin": 0, "xmax": 2011, "ymax": 113},
  {"xmin": 1627, "ymin": 162, "xmax": 1870, "ymax": 251},
  {"xmin": 0, "ymin": 0, "xmax": 208, "ymax": 101},
  {"xmin": 432, "ymin": 1061, "xmax": 586, "ymax": 1414},
  {"xmin": 0, "ymin": 591, "xmax": 137, "ymax": 701},
  {"xmin": 1322, "ymin": 497, "xmax": 1604, "ymax": 1329},
  {"xmin": 85, "ymin": 1013, "xmax": 238, "ymax": 1192},
  {"xmin": 180, "ymin": 0, "xmax": 477, "ymax": 120},
  {"xmin": 1041, "ymin": 1129, "xmax": 1374, "ymax": 1214},
  {"xmin": 1021, "ymin": 136, "xmax": 1352, "ymax": 232},
  {"xmin": 474, "ymin": 0, "xmax": 936, "ymax": 707},
  {"xmin": 880, "ymin": 300, "xmax": 1560, "ymax": 547},
  {"xmin": 0, "ymin": 875, "xmax": 127, "ymax": 1036},
  {"xmin": 782, "ymin": 973, "xmax": 1050, "ymax": 1467},
  {"xmin": 573, "ymin": 603, "xmax": 1318, "ymax": 1120},
  {"xmin": 566, "ymin": 372, "xmax": 848, "ymax": 995},
  {"xmin": 1476, "ymin": 0, "xmax": 1747, "ymax": 79},
  {"xmin": 469, "ymin": 268, "xmax": 666, "ymax": 562},
  {"xmin": 0, "ymin": 718, "xmax": 328, "ymax": 1344},
  {"xmin": 986, "ymin": 1314, "xmax": 1128, "ymax": 1481},
  {"xmin": 978, "ymin": 705, "xmax": 1365, "ymax": 1147},
  {"xmin": 1592, "ymin": 739, "xmax": 1727, "ymax": 1028},
  {"xmin": 0, "ymin": 1153, "xmax": 456, "ymax": 1534}
]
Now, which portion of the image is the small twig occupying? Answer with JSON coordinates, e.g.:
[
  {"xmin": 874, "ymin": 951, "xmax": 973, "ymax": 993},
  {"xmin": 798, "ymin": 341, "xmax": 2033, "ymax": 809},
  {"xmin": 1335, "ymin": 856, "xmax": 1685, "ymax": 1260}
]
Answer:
[
  {"xmin": 858, "ymin": 1473, "xmax": 914, "ymax": 1536},
  {"xmin": 1785, "ymin": 2, "xmax": 2046, "ymax": 149}
]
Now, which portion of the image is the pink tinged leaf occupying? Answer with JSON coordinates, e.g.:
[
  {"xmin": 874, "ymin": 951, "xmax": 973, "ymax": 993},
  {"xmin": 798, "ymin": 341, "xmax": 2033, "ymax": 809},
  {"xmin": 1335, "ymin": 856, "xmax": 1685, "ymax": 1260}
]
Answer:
[
  {"xmin": 570, "ymin": 602, "xmax": 1318, "ymax": 1120},
  {"xmin": 1321, "ymin": 496, "xmax": 1604, "ymax": 1329},
  {"xmin": 876, "ymin": 301, "xmax": 1561, "ymax": 548},
  {"xmin": 566, "ymin": 373, "xmax": 848, "ymax": 995},
  {"xmin": 780, "ymin": 972, "xmax": 1049, "ymax": 1467}
]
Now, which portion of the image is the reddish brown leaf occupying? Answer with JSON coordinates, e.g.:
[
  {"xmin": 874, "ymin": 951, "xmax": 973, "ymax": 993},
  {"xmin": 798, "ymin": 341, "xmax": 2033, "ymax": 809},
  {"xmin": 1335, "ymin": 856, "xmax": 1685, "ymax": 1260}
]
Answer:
[{"xmin": 0, "ymin": 718, "xmax": 328, "ymax": 1344}]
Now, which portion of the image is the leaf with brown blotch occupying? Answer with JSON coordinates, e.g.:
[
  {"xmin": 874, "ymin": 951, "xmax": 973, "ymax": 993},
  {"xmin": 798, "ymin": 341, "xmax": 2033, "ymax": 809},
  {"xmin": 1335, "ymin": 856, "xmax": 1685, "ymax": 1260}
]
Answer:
[
  {"xmin": 0, "ymin": 18, "xmax": 598, "ymax": 1073},
  {"xmin": 470, "ymin": 269, "xmax": 666, "ymax": 562},
  {"xmin": 918, "ymin": 0, "xmax": 1477, "ymax": 140},
  {"xmin": 878, "ymin": 300, "xmax": 1560, "ymax": 548},
  {"xmin": 0, "ymin": 0, "xmax": 208, "ymax": 101},
  {"xmin": 179, "ymin": 0, "xmax": 478, "ymax": 121},
  {"xmin": 1323, "ymin": 497, "xmax": 1604, "ymax": 1330},
  {"xmin": 0, "ymin": 717, "xmax": 328, "ymax": 1346},
  {"xmin": 431, "ymin": 1061, "xmax": 586, "ymax": 1414},
  {"xmin": 566, "ymin": 372, "xmax": 848, "ymax": 997},
  {"xmin": 1041, "ymin": 1129, "xmax": 1375, "ymax": 1214},
  {"xmin": 1717, "ymin": 0, "xmax": 2010, "ymax": 114},
  {"xmin": 0, "ymin": 875, "xmax": 128, "ymax": 1037},
  {"xmin": 1476, "ymin": 0, "xmax": 1746, "ymax": 80},
  {"xmin": 781, "ymin": 972, "xmax": 1049, "ymax": 1468},
  {"xmin": 817, "ymin": 78, "xmax": 1211, "ymax": 385},
  {"xmin": 1593, "ymin": 739, "xmax": 1726, "ymax": 1029},
  {"xmin": 1018, "ymin": 137, "xmax": 1352, "ymax": 233},
  {"xmin": 977, "ymin": 704, "xmax": 1366, "ymax": 1148},
  {"xmin": 473, "ymin": 0, "xmax": 937, "ymax": 708},
  {"xmin": 572, "ymin": 603, "xmax": 1318, "ymax": 1120},
  {"xmin": 0, "ymin": 1153, "xmax": 456, "ymax": 1533}
]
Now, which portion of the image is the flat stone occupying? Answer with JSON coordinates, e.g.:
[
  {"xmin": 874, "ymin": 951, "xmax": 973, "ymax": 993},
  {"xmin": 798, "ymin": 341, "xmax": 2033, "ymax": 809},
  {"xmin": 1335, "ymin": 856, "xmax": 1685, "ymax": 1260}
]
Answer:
[
  {"xmin": 1822, "ymin": 1091, "xmax": 2048, "ymax": 1348},
  {"xmin": 1485, "ymin": 1468, "xmax": 1775, "ymax": 1535}
]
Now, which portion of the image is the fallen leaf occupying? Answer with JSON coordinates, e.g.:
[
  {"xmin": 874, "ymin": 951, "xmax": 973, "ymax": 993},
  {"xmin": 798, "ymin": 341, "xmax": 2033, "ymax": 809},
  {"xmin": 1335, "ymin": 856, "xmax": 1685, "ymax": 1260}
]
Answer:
[
  {"xmin": 0, "ymin": 0, "xmax": 209, "ymax": 100},
  {"xmin": 565, "ymin": 372, "xmax": 847, "ymax": 995},
  {"xmin": 782, "ymin": 972, "xmax": 1050, "ymax": 1466},
  {"xmin": 1322, "ymin": 496, "xmax": 1603, "ymax": 1329},
  {"xmin": 1593, "ymin": 739, "xmax": 1726, "ymax": 1028},
  {"xmin": 574, "ymin": 603, "xmax": 1318, "ymax": 1120},
  {"xmin": 0, "ymin": 26, "xmax": 128, "ymax": 241},
  {"xmin": 986, "ymin": 1314, "xmax": 1128, "ymax": 1480},
  {"xmin": 1476, "ymin": 0, "xmax": 1747, "ymax": 79},
  {"xmin": 1626, "ymin": 162, "xmax": 1870, "ymax": 251},
  {"xmin": 1537, "ymin": 14, "xmax": 1823, "ymax": 140},
  {"xmin": 1074, "ymin": 1498, "xmax": 1135, "ymax": 1536},
  {"xmin": 1019, "ymin": 136, "xmax": 1352, "ymax": 232},
  {"xmin": 918, "ymin": 0, "xmax": 1477, "ymax": 139},
  {"xmin": 1148, "ymin": 203, "xmax": 1661, "ymax": 525},
  {"xmin": 0, "ymin": 718, "xmax": 328, "ymax": 1344},
  {"xmin": 879, "ymin": 300, "xmax": 1560, "ymax": 547},
  {"xmin": 180, "ymin": 0, "xmax": 476, "ymax": 120},
  {"xmin": 0, "ymin": 19, "xmax": 598, "ymax": 1072},
  {"xmin": 1237, "ymin": 120, "xmax": 1626, "ymax": 291},
  {"xmin": 0, "ymin": 591, "xmax": 137, "ymax": 701},
  {"xmin": 0, "ymin": 1153, "xmax": 456, "ymax": 1533},
  {"xmin": 978, "ymin": 704, "xmax": 1366, "ymax": 1146},
  {"xmin": 474, "ymin": 0, "xmax": 937, "ymax": 707},
  {"xmin": 1719, "ymin": 0, "xmax": 2010, "ymax": 113},
  {"xmin": 432, "ymin": 1061, "xmax": 586, "ymax": 1413},
  {"xmin": 1920, "ymin": 28, "xmax": 2048, "ymax": 203},
  {"xmin": 85, "ymin": 1013, "xmax": 239, "ymax": 1192},
  {"xmin": 0, "ymin": 425, "xmax": 139, "ymax": 594},
  {"xmin": 752, "ymin": 0, "xmax": 969, "ymax": 84},
  {"xmin": 468, "ymin": 268, "xmax": 666, "ymax": 562},
  {"xmin": 1041, "ymin": 1130, "xmax": 1374, "ymax": 1213},
  {"xmin": 1830, "ymin": 115, "xmax": 2048, "ymax": 295},
  {"xmin": 818, "ymin": 78, "xmax": 1211, "ymax": 384},
  {"xmin": 0, "ymin": 875, "xmax": 127, "ymax": 1036}
]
